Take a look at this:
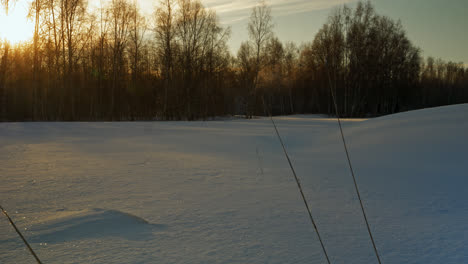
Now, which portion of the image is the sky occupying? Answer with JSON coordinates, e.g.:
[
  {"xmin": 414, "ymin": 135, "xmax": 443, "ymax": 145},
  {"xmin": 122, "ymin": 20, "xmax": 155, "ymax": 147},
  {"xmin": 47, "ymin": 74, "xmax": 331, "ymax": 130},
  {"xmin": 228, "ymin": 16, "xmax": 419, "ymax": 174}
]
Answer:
[
  {"xmin": 1, "ymin": 0, "xmax": 466, "ymax": 64},
  {"xmin": 138, "ymin": 0, "xmax": 468, "ymax": 64}
]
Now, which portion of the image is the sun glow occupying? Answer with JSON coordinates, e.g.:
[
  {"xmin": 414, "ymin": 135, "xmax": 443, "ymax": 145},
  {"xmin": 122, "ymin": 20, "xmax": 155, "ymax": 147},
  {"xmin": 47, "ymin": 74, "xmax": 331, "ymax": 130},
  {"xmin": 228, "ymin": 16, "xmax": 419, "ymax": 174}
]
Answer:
[{"xmin": 0, "ymin": 0, "xmax": 34, "ymax": 44}]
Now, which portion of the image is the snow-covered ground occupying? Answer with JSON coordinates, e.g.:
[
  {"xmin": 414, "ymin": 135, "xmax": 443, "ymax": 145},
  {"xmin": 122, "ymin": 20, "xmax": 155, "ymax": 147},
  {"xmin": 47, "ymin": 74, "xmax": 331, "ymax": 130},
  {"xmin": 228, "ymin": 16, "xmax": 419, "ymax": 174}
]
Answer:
[{"xmin": 1, "ymin": 104, "xmax": 467, "ymax": 264}]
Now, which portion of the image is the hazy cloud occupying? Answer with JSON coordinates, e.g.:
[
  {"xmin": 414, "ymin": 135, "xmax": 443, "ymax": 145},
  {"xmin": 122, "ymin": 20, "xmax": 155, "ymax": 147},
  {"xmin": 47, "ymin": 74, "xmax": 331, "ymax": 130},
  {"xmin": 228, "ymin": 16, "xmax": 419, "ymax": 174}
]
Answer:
[
  {"xmin": 201, "ymin": 0, "xmax": 355, "ymax": 24},
  {"xmin": 139, "ymin": 0, "xmax": 355, "ymax": 24}
]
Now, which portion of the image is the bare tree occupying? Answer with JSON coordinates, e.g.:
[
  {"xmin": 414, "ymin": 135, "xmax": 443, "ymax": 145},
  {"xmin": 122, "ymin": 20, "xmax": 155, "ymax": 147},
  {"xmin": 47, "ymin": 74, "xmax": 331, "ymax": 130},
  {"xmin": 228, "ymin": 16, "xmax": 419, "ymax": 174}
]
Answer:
[
  {"xmin": 154, "ymin": 0, "xmax": 176, "ymax": 118},
  {"xmin": 128, "ymin": 1, "xmax": 146, "ymax": 85},
  {"xmin": 309, "ymin": 0, "xmax": 421, "ymax": 116},
  {"xmin": 0, "ymin": 4, "xmax": 13, "ymax": 120},
  {"xmin": 175, "ymin": 0, "xmax": 210, "ymax": 119},
  {"xmin": 109, "ymin": 0, "xmax": 132, "ymax": 119},
  {"xmin": 28, "ymin": 0, "xmax": 43, "ymax": 119},
  {"xmin": 283, "ymin": 41, "xmax": 298, "ymax": 113},
  {"xmin": 263, "ymin": 36, "xmax": 284, "ymax": 114},
  {"xmin": 248, "ymin": 0, "xmax": 273, "ymax": 80},
  {"xmin": 247, "ymin": 0, "xmax": 273, "ymax": 116},
  {"xmin": 237, "ymin": 41, "xmax": 254, "ymax": 117},
  {"xmin": 0, "ymin": 42, "xmax": 9, "ymax": 121}
]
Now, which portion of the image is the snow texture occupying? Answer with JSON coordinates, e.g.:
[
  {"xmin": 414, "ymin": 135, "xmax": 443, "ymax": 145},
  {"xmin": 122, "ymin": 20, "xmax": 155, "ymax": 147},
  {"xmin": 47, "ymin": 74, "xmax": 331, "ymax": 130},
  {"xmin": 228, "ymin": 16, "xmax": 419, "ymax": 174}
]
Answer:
[{"xmin": 1, "ymin": 104, "xmax": 468, "ymax": 263}]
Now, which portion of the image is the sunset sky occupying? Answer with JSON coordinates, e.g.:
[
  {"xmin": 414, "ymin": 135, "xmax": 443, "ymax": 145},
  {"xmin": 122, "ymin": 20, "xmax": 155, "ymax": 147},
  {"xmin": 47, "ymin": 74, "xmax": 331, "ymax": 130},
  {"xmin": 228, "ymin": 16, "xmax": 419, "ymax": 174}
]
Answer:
[
  {"xmin": 198, "ymin": 0, "xmax": 467, "ymax": 64},
  {"xmin": 1, "ymin": 0, "xmax": 467, "ymax": 64}
]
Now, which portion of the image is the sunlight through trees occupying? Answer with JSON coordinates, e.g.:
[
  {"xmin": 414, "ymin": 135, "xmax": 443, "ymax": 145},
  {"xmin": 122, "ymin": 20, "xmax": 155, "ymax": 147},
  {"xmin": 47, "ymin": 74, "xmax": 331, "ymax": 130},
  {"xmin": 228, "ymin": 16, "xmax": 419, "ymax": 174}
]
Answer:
[{"xmin": 0, "ymin": 0, "xmax": 467, "ymax": 121}]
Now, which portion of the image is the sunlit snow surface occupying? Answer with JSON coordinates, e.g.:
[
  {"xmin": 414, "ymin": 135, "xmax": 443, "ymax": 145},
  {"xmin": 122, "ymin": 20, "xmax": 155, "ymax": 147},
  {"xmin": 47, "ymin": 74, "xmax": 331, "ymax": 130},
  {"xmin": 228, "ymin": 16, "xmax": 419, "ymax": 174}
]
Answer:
[{"xmin": 1, "ymin": 104, "xmax": 468, "ymax": 264}]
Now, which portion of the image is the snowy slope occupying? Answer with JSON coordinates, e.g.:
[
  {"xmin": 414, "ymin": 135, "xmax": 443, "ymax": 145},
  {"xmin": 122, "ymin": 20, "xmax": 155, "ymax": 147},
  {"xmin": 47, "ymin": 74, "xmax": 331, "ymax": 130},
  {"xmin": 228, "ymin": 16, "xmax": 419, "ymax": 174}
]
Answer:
[{"xmin": 1, "ymin": 104, "xmax": 467, "ymax": 264}]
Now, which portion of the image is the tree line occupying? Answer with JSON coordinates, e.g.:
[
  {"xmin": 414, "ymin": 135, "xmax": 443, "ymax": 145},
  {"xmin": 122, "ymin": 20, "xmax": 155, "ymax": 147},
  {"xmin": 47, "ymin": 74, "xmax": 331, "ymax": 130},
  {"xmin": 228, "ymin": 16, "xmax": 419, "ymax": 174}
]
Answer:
[{"xmin": 0, "ymin": 0, "xmax": 467, "ymax": 121}]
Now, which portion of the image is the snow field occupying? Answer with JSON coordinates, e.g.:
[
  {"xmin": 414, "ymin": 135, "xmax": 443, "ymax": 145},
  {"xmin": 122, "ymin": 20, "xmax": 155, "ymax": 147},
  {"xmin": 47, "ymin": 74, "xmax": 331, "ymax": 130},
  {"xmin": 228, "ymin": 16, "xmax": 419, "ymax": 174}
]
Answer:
[{"xmin": 1, "ymin": 104, "xmax": 468, "ymax": 263}]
